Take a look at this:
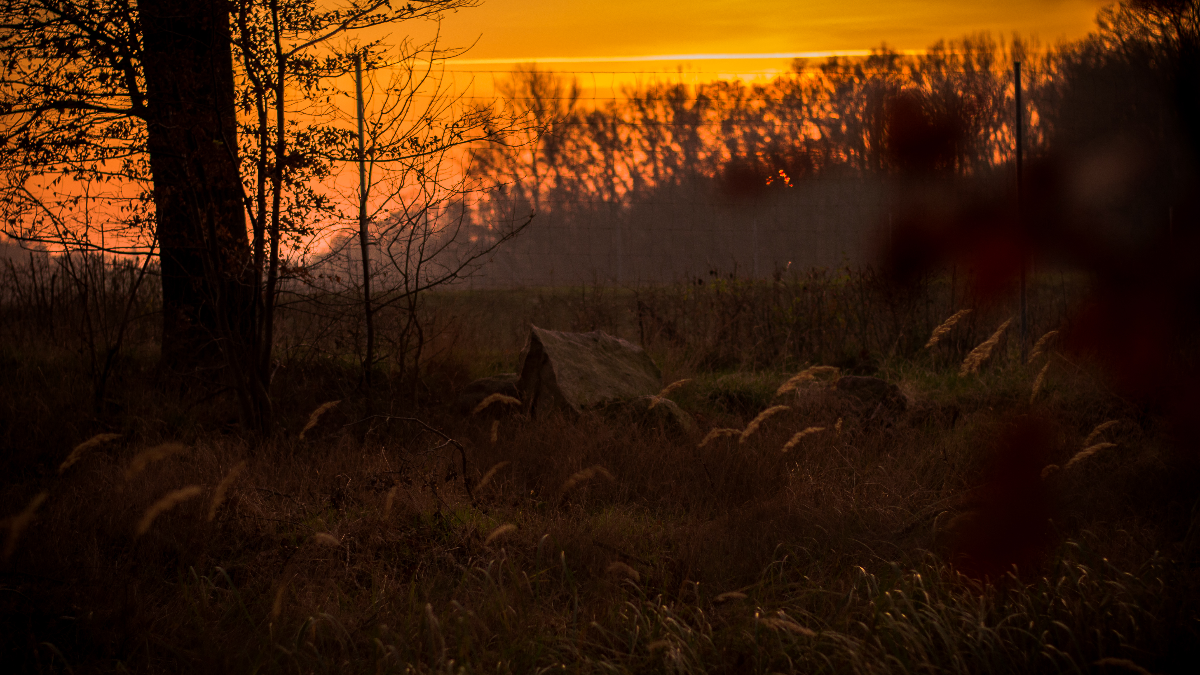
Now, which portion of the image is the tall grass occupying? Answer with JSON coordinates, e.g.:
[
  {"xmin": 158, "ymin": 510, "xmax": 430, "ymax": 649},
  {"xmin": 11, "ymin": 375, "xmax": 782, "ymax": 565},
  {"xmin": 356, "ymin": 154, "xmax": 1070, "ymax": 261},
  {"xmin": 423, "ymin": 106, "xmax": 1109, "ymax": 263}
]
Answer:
[{"xmin": 1, "ymin": 268, "xmax": 1192, "ymax": 673}]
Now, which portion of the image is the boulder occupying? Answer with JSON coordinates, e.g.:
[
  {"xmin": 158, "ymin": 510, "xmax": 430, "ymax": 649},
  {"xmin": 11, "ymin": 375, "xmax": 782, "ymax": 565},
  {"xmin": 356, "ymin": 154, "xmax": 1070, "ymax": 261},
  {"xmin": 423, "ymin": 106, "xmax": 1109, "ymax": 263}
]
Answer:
[
  {"xmin": 518, "ymin": 326, "xmax": 662, "ymax": 418},
  {"xmin": 834, "ymin": 376, "xmax": 908, "ymax": 413},
  {"xmin": 455, "ymin": 373, "xmax": 520, "ymax": 415}
]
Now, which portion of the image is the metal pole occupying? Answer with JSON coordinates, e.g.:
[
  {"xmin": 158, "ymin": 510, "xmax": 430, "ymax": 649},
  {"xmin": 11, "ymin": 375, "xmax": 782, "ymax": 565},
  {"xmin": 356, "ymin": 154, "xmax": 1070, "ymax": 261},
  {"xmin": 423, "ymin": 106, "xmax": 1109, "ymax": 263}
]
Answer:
[
  {"xmin": 355, "ymin": 52, "xmax": 374, "ymax": 389},
  {"xmin": 1015, "ymin": 59, "xmax": 1027, "ymax": 358}
]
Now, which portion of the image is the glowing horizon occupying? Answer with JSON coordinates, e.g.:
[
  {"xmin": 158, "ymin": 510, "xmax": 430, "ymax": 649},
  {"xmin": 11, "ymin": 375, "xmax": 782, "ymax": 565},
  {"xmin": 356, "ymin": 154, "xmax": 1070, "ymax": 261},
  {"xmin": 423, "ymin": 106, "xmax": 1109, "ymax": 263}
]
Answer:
[
  {"xmin": 447, "ymin": 49, "xmax": 921, "ymax": 65},
  {"xmin": 416, "ymin": 0, "xmax": 1109, "ymax": 71}
]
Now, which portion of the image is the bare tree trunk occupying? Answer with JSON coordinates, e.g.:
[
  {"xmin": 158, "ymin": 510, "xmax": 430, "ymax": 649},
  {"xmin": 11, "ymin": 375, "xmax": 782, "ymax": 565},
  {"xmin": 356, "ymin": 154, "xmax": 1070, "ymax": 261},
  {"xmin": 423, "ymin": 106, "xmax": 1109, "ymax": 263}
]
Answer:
[
  {"xmin": 355, "ymin": 52, "xmax": 375, "ymax": 393},
  {"xmin": 140, "ymin": 0, "xmax": 253, "ymax": 372}
]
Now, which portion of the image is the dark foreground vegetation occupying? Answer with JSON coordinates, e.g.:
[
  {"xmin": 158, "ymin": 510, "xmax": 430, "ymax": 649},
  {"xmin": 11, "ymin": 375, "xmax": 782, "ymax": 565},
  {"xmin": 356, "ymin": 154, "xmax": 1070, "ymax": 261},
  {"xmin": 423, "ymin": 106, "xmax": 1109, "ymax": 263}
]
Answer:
[
  {"xmin": 3, "ymin": 1, "xmax": 1200, "ymax": 672},
  {"xmin": 2, "ymin": 265, "xmax": 1198, "ymax": 674}
]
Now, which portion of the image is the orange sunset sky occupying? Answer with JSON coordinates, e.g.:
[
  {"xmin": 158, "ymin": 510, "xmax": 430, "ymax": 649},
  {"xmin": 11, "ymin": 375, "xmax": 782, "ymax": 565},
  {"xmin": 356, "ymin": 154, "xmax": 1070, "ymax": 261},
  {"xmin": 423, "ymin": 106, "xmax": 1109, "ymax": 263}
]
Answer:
[
  {"xmin": 421, "ymin": 0, "xmax": 1111, "ymax": 71},
  {"xmin": 386, "ymin": 0, "xmax": 1117, "ymax": 96}
]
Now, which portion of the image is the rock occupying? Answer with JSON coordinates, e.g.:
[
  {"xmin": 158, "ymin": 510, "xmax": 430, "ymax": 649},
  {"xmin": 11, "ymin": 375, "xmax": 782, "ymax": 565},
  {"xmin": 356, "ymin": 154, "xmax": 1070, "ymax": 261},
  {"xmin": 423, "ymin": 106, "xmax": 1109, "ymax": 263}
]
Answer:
[
  {"xmin": 517, "ymin": 326, "xmax": 662, "ymax": 418},
  {"xmin": 456, "ymin": 373, "xmax": 520, "ymax": 415},
  {"xmin": 604, "ymin": 395, "xmax": 698, "ymax": 435},
  {"xmin": 834, "ymin": 376, "xmax": 908, "ymax": 413}
]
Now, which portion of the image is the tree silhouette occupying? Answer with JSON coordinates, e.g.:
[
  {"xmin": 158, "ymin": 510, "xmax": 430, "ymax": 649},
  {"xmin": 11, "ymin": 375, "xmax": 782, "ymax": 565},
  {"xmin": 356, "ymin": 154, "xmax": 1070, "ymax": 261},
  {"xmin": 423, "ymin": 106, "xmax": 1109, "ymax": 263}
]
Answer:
[
  {"xmin": 1, "ymin": 0, "xmax": 252, "ymax": 370},
  {"xmin": 1, "ymin": 0, "xmax": 488, "ymax": 428}
]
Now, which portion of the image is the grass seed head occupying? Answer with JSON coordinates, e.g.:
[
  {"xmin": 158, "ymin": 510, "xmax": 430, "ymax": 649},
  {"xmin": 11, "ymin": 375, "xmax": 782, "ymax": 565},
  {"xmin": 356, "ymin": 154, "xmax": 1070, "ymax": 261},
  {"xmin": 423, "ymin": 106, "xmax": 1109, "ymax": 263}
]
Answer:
[
  {"xmin": 714, "ymin": 591, "xmax": 747, "ymax": 603},
  {"xmin": 650, "ymin": 379, "xmax": 693, "ymax": 408},
  {"xmin": 1084, "ymin": 420, "xmax": 1120, "ymax": 447},
  {"xmin": 312, "ymin": 532, "xmax": 340, "ymax": 546},
  {"xmin": 207, "ymin": 461, "xmax": 245, "ymax": 521},
  {"xmin": 1064, "ymin": 442, "xmax": 1117, "ymax": 470},
  {"xmin": 925, "ymin": 309, "xmax": 972, "ymax": 348},
  {"xmin": 781, "ymin": 426, "xmax": 826, "ymax": 453},
  {"xmin": 489, "ymin": 419, "xmax": 500, "ymax": 443},
  {"xmin": 1092, "ymin": 658, "xmax": 1151, "ymax": 675},
  {"xmin": 59, "ymin": 433, "xmax": 121, "ymax": 474},
  {"xmin": 270, "ymin": 575, "xmax": 295, "ymax": 621},
  {"xmin": 1030, "ymin": 361, "xmax": 1051, "ymax": 404},
  {"xmin": 932, "ymin": 510, "xmax": 952, "ymax": 535},
  {"xmin": 960, "ymin": 318, "xmax": 1013, "ymax": 376},
  {"xmin": 698, "ymin": 428, "xmax": 740, "ymax": 448},
  {"xmin": 1028, "ymin": 330, "xmax": 1059, "ymax": 363},
  {"xmin": 473, "ymin": 393, "xmax": 521, "ymax": 415},
  {"xmin": 776, "ymin": 367, "xmax": 839, "ymax": 396},
  {"xmin": 3, "ymin": 491, "xmax": 48, "ymax": 559},
  {"xmin": 740, "ymin": 405, "xmax": 790, "ymax": 443},
  {"xmin": 559, "ymin": 465, "xmax": 615, "ymax": 498},
  {"xmin": 484, "ymin": 523, "xmax": 517, "ymax": 547},
  {"xmin": 1041, "ymin": 464, "xmax": 1061, "ymax": 480},
  {"xmin": 606, "ymin": 561, "xmax": 640, "ymax": 582},
  {"xmin": 383, "ymin": 486, "xmax": 398, "ymax": 518},
  {"xmin": 126, "ymin": 443, "xmax": 188, "ymax": 480},
  {"xmin": 757, "ymin": 616, "xmax": 816, "ymax": 636},
  {"xmin": 299, "ymin": 400, "xmax": 341, "ymax": 440},
  {"xmin": 136, "ymin": 485, "xmax": 202, "ymax": 536},
  {"xmin": 477, "ymin": 461, "xmax": 511, "ymax": 493}
]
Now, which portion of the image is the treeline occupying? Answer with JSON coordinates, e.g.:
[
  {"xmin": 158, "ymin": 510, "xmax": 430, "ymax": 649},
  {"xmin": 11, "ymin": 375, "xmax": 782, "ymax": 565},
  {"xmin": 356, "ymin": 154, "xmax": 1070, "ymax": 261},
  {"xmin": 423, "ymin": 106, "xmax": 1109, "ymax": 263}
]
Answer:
[
  {"xmin": 479, "ymin": 34, "xmax": 1023, "ymax": 209},
  {"xmin": 465, "ymin": 2, "xmax": 1197, "ymax": 284}
]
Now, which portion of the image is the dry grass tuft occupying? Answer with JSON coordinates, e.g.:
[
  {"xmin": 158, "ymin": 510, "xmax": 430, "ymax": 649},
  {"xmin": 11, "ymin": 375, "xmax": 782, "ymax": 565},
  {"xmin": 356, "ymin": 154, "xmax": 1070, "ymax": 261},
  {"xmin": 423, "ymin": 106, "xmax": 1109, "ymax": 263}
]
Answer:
[
  {"xmin": 757, "ymin": 615, "xmax": 816, "ymax": 636},
  {"xmin": 1028, "ymin": 330, "xmax": 1060, "ymax": 363},
  {"xmin": 1064, "ymin": 443, "xmax": 1117, "ymax": 470},
  {"xmin": 698, "ymin": 428, "xmax": 740, "ymax": 448},
  {"xmin": 781, "ymin": 426, "xmax": 826, "ymax": 453},
  {"xmin": 1084, "ymin": 420, "xmax": 1121, "ymax": 447},
  {"xmin": 207, "ymin": 461, "xmax": 245, "ymax": 521},
  {"xmin": 136, "ymin": 485, "xmax": 202, "ymax": 536},
  {"xmin": 740, "ymin": 405, "xmax": 790, "ymax": 443},
  {"xmin": 605, "ymin": 561, "xmax": 640, "ymax": 582},
  {"xmin": 776, "ymin": 366, "xmax": 840, "ymax": 396},
  {"xmin": 650, "ymin": 379, "xmax": 693, "ymax": 408},
  {"xmin": 3, "ymin": 491, "xmax": 48, "ymax": 559},
  {"xmin": 59, "ymin": 433, "xmax": 122, "ymax": 474},
  {"xmin": 299, "ymin": 400, "xmax": 341, "ymax": 440},
  {"xmin": 714, "ymin": 591, "xmax": 747, "ymax": 603},
  {"xmin": 125, "ymin": 443, "xmax": 188, "ymax": 480},
  {"xmin": 312, "ymin": 532, "xmax": 340, "ymax": 547},
  {"xmin": 925, "ymin": 309, "xmax": 972, "ymax": 348},
  {"xmin": 473, "ymin": 393, "xmax": 521, "ymax": 415},
  {"xmin": 484, "ymin": 523, "xmax": 517, "ymax": 547},
  {"xmin": 489, "ymin": 419, "xmax": 499, "ymax": 444},
  {"xmin": 559, "ymin": 465, "xmax": 615, "ymax": 498},
  {"xmin": 476, "ymin": 461, "xmax": 511, "ymax": 493},
  {"xmin": 1030, "ymin": 361, "xmax": 1051, "ymax": 404},
  {"xmin": 960, "ymin": 318, "xmax": 1012, "ymax": 376}
]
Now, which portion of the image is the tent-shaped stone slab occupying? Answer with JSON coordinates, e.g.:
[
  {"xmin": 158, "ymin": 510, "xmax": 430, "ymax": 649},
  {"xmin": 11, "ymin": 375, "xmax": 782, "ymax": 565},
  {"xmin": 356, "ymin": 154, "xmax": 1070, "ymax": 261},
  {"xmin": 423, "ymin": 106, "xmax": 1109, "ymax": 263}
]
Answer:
[{"xmin": 518, "ymin": 326, "xmax": 662, "ymax": 418}]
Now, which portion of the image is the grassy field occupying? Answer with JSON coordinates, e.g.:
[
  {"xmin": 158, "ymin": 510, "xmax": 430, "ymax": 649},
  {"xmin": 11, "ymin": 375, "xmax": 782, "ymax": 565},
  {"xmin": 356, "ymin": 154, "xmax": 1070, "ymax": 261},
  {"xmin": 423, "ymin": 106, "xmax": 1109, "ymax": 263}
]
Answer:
[{"xmin": 1, "ymin": 272, "xmax": 1197, "ymax": 674}]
